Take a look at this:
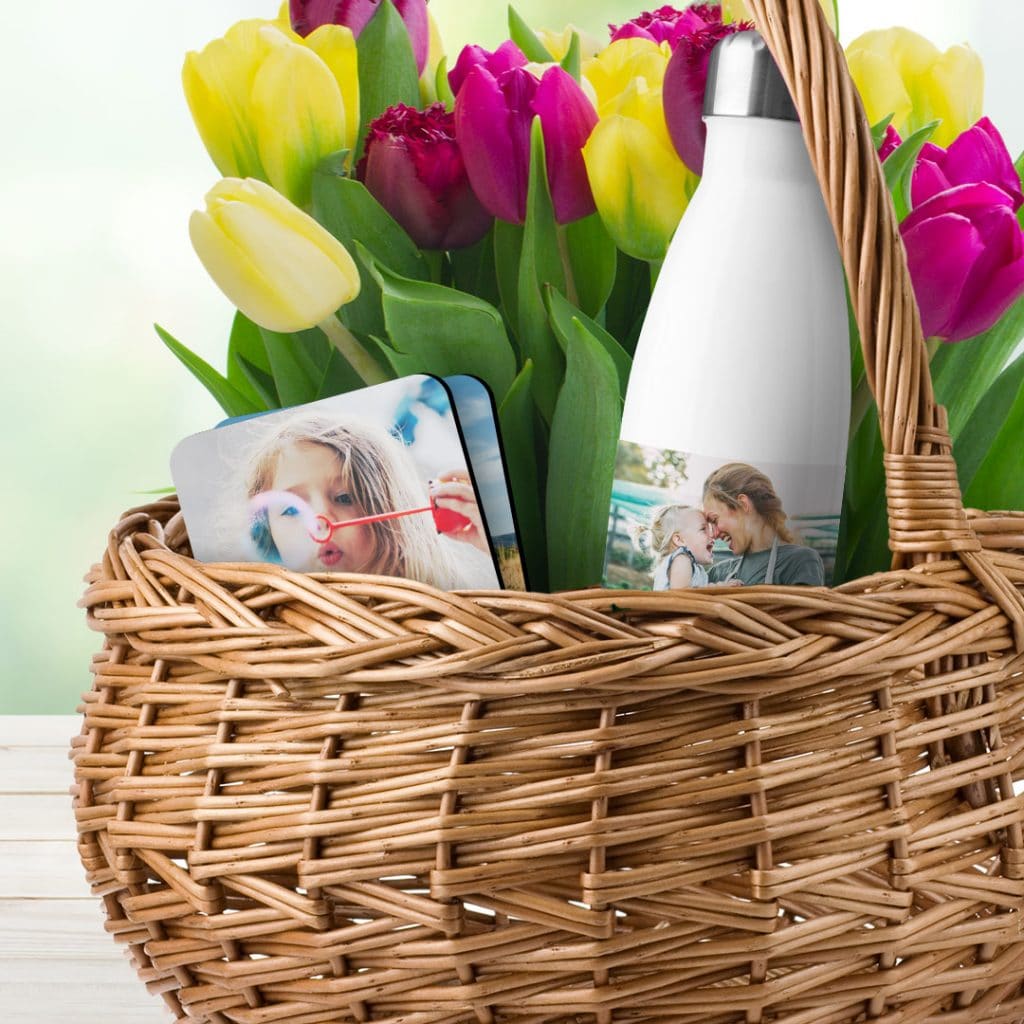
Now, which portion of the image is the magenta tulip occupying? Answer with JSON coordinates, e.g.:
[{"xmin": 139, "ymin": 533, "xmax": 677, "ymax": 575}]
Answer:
[
  {"xmin": 902, "ymin": 183, "xmax": 1024, "ymax": 342},
  {"xmin": 610, "ymin": 4, "xmax": 719, "ymax": 48},
  {"xmin": 878, "ymin": 124, "xmax": 902, "ymax": 162},
  {"xmin": 357, "ymin": 103, "xmax": 492, "ymax": 250},
  {"xmin": 455, "ymin": 63, "xmax": 598, "ymax": 225},
  {"xmin": 448, "ymin": 40, "xmax": 528, "ymax": 99},
  {"xmin": 290, "ymin": 0, "xmax": 430, "ymax": 73},
  {"xmin": 662, "ymin": 9, "xmax": 752, "ymax": 174},
  {"xmin": 912, "ymin": 117, "xmax": 1024, "ymax": 210}
]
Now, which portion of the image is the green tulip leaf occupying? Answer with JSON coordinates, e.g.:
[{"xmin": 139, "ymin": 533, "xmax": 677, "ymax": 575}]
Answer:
[
  {"xmin": 932, "ymin": 295, "xmax": 1024, "ymax": 437},
  {"xmin": 358, "ymin": 244, "xmax": 518, "ymax": 398},
  {"xmin": 354, "ymin": 0, "xmax": 421, "ymax": 163},
  {"xmin": 604, "ymin": 249, "xmax": 652, "ymax": 358},
  {"xmin": 1015, "ymin": 148, "xmax": 1024, "ymax": 229},
  {"xmin": 312, "ymin": 166, "xmax": 428, "ymax": 339},
  {"xmin": 235, "ymin": 353, "xmax": 279, "ymax": 409},
  {"xmin": 884, "ymin": 120, "xmax": 939, "ymax": 221},
  {"xmin": 155, "ymin": 324, "xmax": 263, "ymax": 419},
  {"xmin": 546, "ymin": 319, "xmax": 622, "ymax": 591},
  {"xmin": 507, "ymin": 6, "xmax": 555, "ymax": 63},
  {"xmin": 559, "ymin": 32, "xmax": 582, "ymax": 81},
  {"xmin": 498, "ymin": 361, "xmax": 547, "ymax": 591},
  {"xmin": 493, "ymin": 219, "xmax": 525, "ymax": 340},
  {"xmin": 519, "ymin": 117, "xmax": 568, "ymax": 423},
  {"xmin": 544, "ymin": 286, "xmax": 631, "ymax": 399},
  {"xmin": 956, "ymin": 347, "xmax": 1024, "ymax": 502},
  {"xmin": 435, "ymin": 57, "xmax": 455, "ymax": 110},
  {"xmin": 228, "ymin": 312, "xmax": 276, "ymax": 408},
  {"xmin": 564, "ymin": 212, "xmax": 618, "ymax": 318},
  {"xmin": 449, "ymin": 227, "xmax": 502, "ymax": 311},
  {"xmin": 257, "ymin": 327, "xmax": 322, "ymax": 408}
]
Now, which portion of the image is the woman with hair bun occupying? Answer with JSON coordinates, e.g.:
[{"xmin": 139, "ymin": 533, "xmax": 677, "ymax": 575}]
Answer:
[{"xmin": 702, "ymin": 463, "xmax": 824, "ymax": 587}]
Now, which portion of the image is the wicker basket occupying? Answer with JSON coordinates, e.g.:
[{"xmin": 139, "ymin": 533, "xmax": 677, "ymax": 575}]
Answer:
[{"xmin": 74, "ymin": 0, "xmax": 1024, "ymax": 1021}]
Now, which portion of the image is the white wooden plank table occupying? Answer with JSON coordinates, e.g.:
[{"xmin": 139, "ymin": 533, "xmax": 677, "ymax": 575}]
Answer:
[{"xmin": 0, "ymin": 715, "xmax": 167, "ymax": 1022}]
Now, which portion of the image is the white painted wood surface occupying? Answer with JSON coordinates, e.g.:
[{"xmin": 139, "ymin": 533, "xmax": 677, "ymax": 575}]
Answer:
[{"xmin": 0, "ymin": 716, "xmax": 167, "ymax": 1022}]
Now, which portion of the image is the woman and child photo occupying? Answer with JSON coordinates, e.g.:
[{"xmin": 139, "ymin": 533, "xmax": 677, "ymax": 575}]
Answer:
[{"xmin": 649, "ymin": 462, "xmax": 825, "ymax": 589}]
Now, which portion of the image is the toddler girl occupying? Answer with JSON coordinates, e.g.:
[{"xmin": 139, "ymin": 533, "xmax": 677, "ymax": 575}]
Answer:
[
  {"xmin": 649, "ymin": 504, "xmax": 715, "ymax": 590},
  {"xmin": 244, "ymin": 413, "xmax": 498, "ymax": 590}
]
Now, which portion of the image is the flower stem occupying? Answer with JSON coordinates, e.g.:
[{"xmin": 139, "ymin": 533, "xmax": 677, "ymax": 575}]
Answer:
[
  {"xmin": 318, "ymin": 316, "xmax": 389, "ymax": 386},
  {"xmin": 849, "ymin": 373, "xmax": 874, "ymax": 442},
  {"xmin": 555, "ymin": 224, "xmax": 579, "ymax": 308}
]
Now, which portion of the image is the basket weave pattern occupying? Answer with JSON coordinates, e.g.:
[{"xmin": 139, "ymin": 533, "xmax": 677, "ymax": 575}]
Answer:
[{"xmin": 74, "ymin": 1, "xmax": 1024, "ymax": 1021}]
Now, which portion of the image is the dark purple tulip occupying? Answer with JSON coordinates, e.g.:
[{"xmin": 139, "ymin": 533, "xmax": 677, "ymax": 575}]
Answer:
[
  {"xmin": 448, "ymin": 40, "xmax": 528, "ymax": 99},
  {"xmin": 610, "ymin": 4, "xmax": 719, "ymax": 48},
  {"xmin": 290, "ymin": 0, "xmax": 430, "ymax": 74},
  {"xmin": 358, "ymin": 103, "xmax": 493, "ymax": 250},
  {"xmin": 912, "ymin": 117, "xmax": 1024, "ymax": 211},
  {"xmin": 662, "ymin": 10, "xmax": 752, "ymax": 174},
  {"xmin": 455, "ymin": 64, "xmax": 597, "ymax": 225},
  {"xmin": 902, "ymin": 182, "xmax": 1024, "ymax": 342}
]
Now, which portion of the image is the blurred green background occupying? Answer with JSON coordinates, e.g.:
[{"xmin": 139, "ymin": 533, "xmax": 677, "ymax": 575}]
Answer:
[{"xmin": 2, "ymin": 1, "xmax": 1021, "ymax": 713}]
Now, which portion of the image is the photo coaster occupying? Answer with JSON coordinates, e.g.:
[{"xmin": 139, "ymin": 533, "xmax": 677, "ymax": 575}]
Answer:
[{"xmin": 171, "ymin": 374, "xmax": 513, "ymax": 591}]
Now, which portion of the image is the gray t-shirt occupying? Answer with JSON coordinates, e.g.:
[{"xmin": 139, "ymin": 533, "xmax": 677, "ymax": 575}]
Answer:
[{"xmin": 710, "ymin": 543, "xmax": 824, "ymax": 587}]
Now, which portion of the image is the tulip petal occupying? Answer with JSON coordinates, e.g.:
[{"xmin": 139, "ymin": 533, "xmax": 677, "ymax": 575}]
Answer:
[
  {"xmin": 902, "ymin": 212, "xmax": 983, "ymax": 339},
  {"xmin": 918, "ymin": 44, "xmax": 983, "ymax": 147},
  {"xmin": 448, "ymin": 40, "xmax": 527, "ymax": 97},
  {"xmin": 192, "ymin": 178, "xmax": 360, "ymax": 334},
  {"xmin": 953, "ymin": 205, "xmax": 1024, "ymax": 340},
  {"xmin": 911, "ymin": 156, "xmax": 951, "ymax": 208},
  {"xmin": 942, "ymin": 118, "xmax": 1023, "ymax": 209},
  {"xmin": 251, "ymin": 34, "xmax": 347, "ymax": 208},
  {"xmin": 583, "ymin": 37, "xmax": 668, "ymax": 117},
  {"xmin": 456, "ymin": 66, "xmax": 533, "ymax": 224},
  {"xmin": 663, "ymin": 35, "xmax": 712, "ymax": 174},
  {"xmin": 182, "ymin": 21, "xmax": 275, "ymax": 180},
  {"xmin": 303, "ymin": 24, "xmax": 360, "ymax": 155},
  {"xmin": 533, "ymin": 66, "xmax": 597, "ymax": 224},
  {"xmin": 846, "ymin": 46, "xmax": 913, "ymax": 138},
  {"xmin": 583, "ymin": 115, "xmax": 690, "ymax": 261}
]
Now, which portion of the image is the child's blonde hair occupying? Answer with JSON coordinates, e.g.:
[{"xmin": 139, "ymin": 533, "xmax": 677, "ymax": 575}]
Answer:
[
  {"xmin": 648, "ymin": 504, "xmax": 701, "ymax": 558},
  {"xmin": 245, "ymin": 412, "xmax": 464, "ymax": 589}
]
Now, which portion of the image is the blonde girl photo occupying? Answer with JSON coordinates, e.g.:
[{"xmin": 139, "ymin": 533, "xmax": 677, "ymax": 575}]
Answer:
[
  {"xmin": 244, "ymin": 412, "xmax": 499, "ymax": 590},
  {"xmin": 648, "ymin": 504, "xmax": 716, "ymax": 590}
]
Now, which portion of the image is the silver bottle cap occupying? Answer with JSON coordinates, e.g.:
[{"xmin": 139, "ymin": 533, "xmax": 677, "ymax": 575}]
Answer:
[{"xmin": 703, "ymin": 31, "xmax": 798, "ymax": 122}]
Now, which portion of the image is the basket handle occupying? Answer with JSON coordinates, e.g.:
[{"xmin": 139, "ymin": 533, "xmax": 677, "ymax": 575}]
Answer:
[{"xmin": 747, "ymin": 0, "xmax": 1024, "ymax": 650}]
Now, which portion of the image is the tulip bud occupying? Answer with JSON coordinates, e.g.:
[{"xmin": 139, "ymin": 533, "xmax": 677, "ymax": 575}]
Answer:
[
  {"xmin": 661, "ymin": 8, "xmax": 751, "ymax": 175},
  {"xmin": 190, "ymin": 178, "xmax": 361, "ymax": 334},
  {"xmin": 358, "ymin": 104, "xmax": 493, "ymax": 250},
  {"xmin": 290, "ymin": 0, "xmax": 430, "ymax": 74},
  {"xmin": 536, "ymin": 25, "xmax": 603, "ymax": 62},
  {"xmin": 901, "ymin": 118, "xmax": 1024, "ymax": 343},
  {"xmin": 448, "ymin": 40, "xmax": 528, "ymax": 99},
  {"xmin": 183, "ymin": 20, "xmax": 358, "ymax": 207},
  {"xmin": 847, "ymin": 28, "xmax": 983, "ymax": 148},
  {"xmin": 455, "ymin": 63, "xmax": 597, "ymax": 225}
]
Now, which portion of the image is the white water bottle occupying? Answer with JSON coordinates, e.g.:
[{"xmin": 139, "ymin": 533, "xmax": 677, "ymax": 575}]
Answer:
[{"xmin": 605, "ymin": 31, "xmax": 849, "ymax": 590}]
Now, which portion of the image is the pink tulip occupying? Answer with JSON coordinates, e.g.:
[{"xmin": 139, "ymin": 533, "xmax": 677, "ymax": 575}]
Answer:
[
  {"xmin": 610, "ymin": 4, "xmax": 719, "ymax": 48},
  {"xmin": 358, "ymin": 103, "xmax": 493, "ymax": 250},
  {"xmin": 878, "ymin": 124, "xmax": 902, "ymax": 162},
  {"xmin": 448, "ymin": 40, "xmax": 528, "ymax": 99},
  {"xmin": 662, "ymin": 9, "xmax": 752, "ymax": 174},
  {"xmin": 902, "ymin": 183, "xmax": 1024, "ymax": 342},
  {"xmin": 289, "ymin": 0, "xmax": 430, "ymax": 74},
  {"xmin": 912, "ymin": 117, "xmax": 1024, "ymax": 210},
  {"xmin": 454, "ymin": 63, "xmax": 598, "ymax": 225}
]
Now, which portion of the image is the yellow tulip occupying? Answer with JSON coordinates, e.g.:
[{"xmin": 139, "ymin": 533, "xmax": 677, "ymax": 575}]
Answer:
[
  {"xmin": 183, "ymin": 19, "xmax": 359, "ymax": 207},
  {"xmin": 419, "ymin": 10, "xmax": 446, "ymax": 106},
  {"xmin": 583, "ymin": 80, "xmax": 695, "ymax": 262},
  {"xmin": 723, "ymin": 0, "xmax": 837, "ymax": 33},
  {"xmin": 584, "ymin": 37, "xmax": 670, "ymax": 117},
  {"xmin": 190, "ymin": 178, "xmax": 360, "ymax": 335},
  {"xmin": 846, "ymin": 28, "xmax": 983, "ymax": 147},
  {"xmin": 537, "ymin": 25, "xmax": 603, "ymax": 63}
]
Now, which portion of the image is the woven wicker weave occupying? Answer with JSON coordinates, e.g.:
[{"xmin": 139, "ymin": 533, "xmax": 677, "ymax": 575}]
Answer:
[{"xmin": 74, "ymin": 0, "xmax": 1024, "ymax": 1021}]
